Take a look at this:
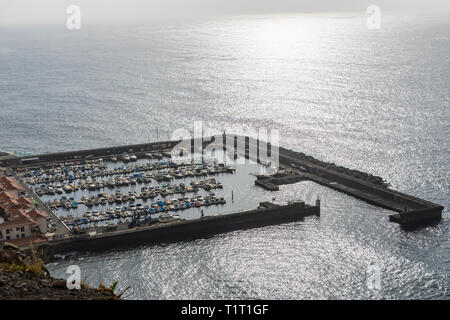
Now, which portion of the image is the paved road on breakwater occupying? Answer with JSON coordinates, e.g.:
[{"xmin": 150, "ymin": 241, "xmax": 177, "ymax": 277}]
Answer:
[{"xmin": 235, "ymin": 139, "xmax": 443, "ymax": 223}]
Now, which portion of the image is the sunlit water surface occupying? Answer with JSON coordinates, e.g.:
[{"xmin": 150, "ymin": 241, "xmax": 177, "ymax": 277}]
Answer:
[{"xmin": 0, "ymin": 13, "xmax": 449, "ymax": 299}]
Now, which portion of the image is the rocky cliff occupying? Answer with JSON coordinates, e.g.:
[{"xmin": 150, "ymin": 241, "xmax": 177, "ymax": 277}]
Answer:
[{"xmin": 0, "ymin": 242, "xmax": 119, "ymax": 300}]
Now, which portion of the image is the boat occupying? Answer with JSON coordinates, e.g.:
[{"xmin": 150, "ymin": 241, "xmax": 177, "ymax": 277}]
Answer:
[
  {"xmin": 143, "ymin": 176, "xmax": 152, "ymax": 183},
  {"xmin": 83, "ymin": 211, "xmax": 92, "ymax": 218}
]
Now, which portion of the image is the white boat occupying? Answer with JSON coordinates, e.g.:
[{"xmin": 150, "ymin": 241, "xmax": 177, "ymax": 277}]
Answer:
[{"xmin": 83, "ymin": 212, "xmax": 92, "ymax": 218}]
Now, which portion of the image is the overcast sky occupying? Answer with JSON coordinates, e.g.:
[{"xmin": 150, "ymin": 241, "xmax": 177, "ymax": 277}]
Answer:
[{"xmin": 1, "ymin": 0, "xmax": 449, "ymax": 25}]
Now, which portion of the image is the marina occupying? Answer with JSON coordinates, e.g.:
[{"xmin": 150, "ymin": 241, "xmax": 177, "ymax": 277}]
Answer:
[
  {"xmin": 1, "ymin": 10, "xmax": 448, "ymax": 301},
  {"xmin": 11, "ymin": 152, "xmax": 239, "ymax": 236},
  {"xmin": 0, "ymin": 135, "xmax": 444, "ymax": 255}
]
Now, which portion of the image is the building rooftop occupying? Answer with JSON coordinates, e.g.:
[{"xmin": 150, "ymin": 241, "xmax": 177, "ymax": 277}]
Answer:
[{"xmin": 0, "ymin": 176, "xmax": 24, "ymax": 192}]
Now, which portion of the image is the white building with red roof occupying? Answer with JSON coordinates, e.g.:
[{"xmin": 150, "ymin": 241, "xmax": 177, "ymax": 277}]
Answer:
[
  {"xmin": 0, "ymin": 176, "xmax": 24, "ymax": 193},
  {"xmin": 0, "ymin": 176, "xmax": 48, "ymax": 245},
  {"xmin": 0, "ymin": 210, "xmax": 37, "ymax": 241}
]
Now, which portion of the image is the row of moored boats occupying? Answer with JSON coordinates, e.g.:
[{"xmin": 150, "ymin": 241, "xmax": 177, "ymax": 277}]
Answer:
[
  {"xmin": 61, "ymin": 194, "xmax": 226, "ymax": 228},
  {"xmin": 47, "ymin": 179, "xmax": 223, "ymax": 209}
]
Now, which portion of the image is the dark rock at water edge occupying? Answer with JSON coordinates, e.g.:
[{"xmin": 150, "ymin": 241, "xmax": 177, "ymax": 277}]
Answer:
[{"xmin": 0, "ymin": 241, "xmax": 119, "ymax": 300}]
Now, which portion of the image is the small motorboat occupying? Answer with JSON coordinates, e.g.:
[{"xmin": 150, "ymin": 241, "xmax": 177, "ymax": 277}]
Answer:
[{"xmin": 107, "ymin": 179, "xmax": 115, "ymax": 188}]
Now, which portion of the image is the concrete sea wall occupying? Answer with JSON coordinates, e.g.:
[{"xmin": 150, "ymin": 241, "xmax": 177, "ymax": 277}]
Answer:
[{"xmin": 40, "ymin": 203, "xmax": 319, "ymax": 255}]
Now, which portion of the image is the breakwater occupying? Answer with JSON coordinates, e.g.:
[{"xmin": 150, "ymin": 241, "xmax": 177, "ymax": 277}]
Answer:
[
  {"xmin": 276, "ymin": 147, "xmax": 443, "ymax": 225},
  {"xmin": 39, "ymin": 201, "xmax": 319, "ymax": 256},
  {"xmin": 0, "ymin": 139, "xmax": 180, "ymax": 167},
  {"xmin": 225, "ymin": 135, "xmax": 443, "ymax": 225}
]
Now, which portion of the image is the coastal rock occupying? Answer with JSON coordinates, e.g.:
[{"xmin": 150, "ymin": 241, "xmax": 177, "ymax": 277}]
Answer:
[{"xmin": 0, "ymin": 241, "xmax": 119, "ymax": 300}]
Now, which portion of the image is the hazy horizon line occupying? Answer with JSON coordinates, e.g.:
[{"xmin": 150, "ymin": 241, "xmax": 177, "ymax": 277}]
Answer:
[{"xmin": 1, "ymin": 0, "xmax": 450, "ymax": 26}]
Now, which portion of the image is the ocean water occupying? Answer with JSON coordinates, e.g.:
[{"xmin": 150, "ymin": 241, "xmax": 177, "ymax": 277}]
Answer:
[{"xmin": 1, "ymin": 13, "xmax": 449, "ymax": 299}]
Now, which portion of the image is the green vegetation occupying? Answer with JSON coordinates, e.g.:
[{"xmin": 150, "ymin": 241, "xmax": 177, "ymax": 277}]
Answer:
[
  {"xmin": 98, "ymin": 281, "xmax": 131, "ymax": 298},
  {"xmin": 1, "ymin": 244, "xmax": 48, "ymax": 276}
]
